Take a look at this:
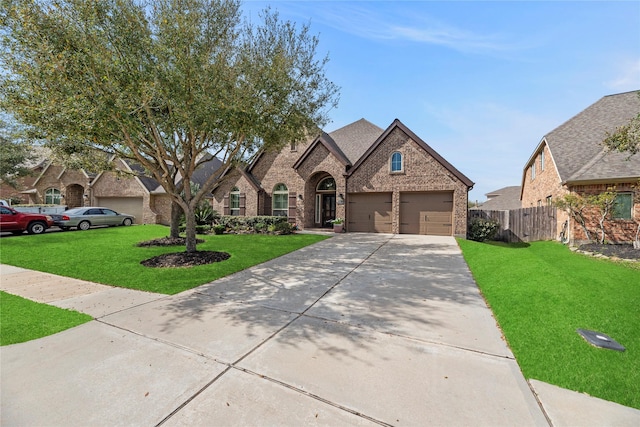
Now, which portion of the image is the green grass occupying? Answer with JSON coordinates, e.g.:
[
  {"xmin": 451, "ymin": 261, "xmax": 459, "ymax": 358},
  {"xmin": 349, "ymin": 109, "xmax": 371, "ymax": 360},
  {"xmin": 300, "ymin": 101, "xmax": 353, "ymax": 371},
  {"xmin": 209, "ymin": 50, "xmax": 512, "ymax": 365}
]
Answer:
[
  {"xmin": 0, "ymin": 291, "xmax": 92, "ymax": 345},
  {"xmin": 457, "ymin": 239, "xmax": 640, "ymax": 409},
  {"xmin": 0, "ymin": 225, "xmax": 329, "ymax": 294}
]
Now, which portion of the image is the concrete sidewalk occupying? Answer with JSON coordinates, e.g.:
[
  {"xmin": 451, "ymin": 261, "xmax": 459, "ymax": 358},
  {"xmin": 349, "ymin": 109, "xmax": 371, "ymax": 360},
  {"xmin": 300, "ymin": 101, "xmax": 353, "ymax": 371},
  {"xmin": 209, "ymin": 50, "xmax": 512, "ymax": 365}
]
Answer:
[{"xmin": 1, "ymin": 234, "xmax": 639, "ymax": 426}]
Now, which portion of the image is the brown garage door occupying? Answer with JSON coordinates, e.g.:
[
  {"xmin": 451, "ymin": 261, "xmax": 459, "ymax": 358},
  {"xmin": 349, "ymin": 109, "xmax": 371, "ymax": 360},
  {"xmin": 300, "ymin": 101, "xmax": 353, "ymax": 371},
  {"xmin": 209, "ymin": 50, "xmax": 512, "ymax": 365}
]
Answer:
[
  {"xmin": 400, "ymin": 192, "xmax": 453, "ymax": 235},
  {"xmin": 347, "ymin": 192, "xmax": 392, "ymax": 233},
  {"xmin": 95, "ymin": 197, "xmax": 143, "ymax": 224}
]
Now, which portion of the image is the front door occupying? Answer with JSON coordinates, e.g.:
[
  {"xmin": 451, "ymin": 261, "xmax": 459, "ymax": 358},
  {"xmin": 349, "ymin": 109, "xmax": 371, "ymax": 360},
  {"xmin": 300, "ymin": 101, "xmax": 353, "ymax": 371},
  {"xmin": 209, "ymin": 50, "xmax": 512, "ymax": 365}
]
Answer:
[{"xmin": 322, "ymin": 194, "xmax": 336, "ymax": 228}]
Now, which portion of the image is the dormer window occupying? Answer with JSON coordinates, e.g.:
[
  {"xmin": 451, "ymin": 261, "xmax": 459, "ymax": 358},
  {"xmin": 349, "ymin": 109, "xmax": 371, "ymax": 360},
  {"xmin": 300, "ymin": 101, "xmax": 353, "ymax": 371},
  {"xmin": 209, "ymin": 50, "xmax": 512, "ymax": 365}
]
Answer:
[{"xmin": 390, "ymin": 152, "xmax": 403, "ymax": 173}]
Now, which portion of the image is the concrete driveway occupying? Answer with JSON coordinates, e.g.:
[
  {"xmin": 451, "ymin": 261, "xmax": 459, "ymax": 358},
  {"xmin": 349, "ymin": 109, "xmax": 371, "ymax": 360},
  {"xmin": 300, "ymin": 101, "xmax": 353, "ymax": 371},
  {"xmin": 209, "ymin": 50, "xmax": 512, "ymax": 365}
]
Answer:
[{"xmin": 2, "ymin": 234, "xmax": 638, "ymax": 426}]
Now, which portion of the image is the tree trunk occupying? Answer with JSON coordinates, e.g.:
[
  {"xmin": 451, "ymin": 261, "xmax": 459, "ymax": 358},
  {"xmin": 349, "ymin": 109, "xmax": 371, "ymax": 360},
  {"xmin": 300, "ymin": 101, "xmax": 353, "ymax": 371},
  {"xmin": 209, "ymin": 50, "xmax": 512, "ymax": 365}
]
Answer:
[
  {"xmin": 170, "ymin": 201, "xmax": 182, "ymax": 238},
  {"xmin": 184, "ymin": 206, "xmax": 198, "ymax": 253}
]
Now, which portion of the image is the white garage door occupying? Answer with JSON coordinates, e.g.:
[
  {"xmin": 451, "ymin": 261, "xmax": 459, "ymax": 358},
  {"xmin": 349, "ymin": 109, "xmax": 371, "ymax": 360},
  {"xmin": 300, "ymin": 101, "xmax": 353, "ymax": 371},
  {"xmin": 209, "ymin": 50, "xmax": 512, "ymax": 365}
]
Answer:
[
  {"xmin": 400, "ymin": 192, "xmax": 453, "ymax": 235},
  {"xmin": 347, "ymin": 192, "xmax": 392, "ymax": 233},
  {"xmin": 95, "ymin": 197, "xmax": 143, "ymax": 224}
]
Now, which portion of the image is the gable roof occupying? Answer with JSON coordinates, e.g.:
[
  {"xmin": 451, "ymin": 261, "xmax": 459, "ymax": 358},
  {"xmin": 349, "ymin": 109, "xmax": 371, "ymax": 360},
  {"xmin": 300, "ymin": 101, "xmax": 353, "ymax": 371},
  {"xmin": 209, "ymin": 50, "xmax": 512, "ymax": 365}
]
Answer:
[
  {"xmin": 533, "ymin": 90, "xmax": 640, "ymax": 184},
  {"xmin": 328, "ymin": 118, "xmax": 384, "ymax": 164},
  {"xmin": 475, "ymin": 186, "xmax": 522, "ymax": 210},
  {"xmin": 347, "ymin": 119, "xmax": 474, "ymax": 188},
  {"xmin": 292, "ymin": 131, "xmax": 351, "ymax": 169},
  {"xmin": 292, "ymin": 119, "xmax": 383, "ymax": 170}
]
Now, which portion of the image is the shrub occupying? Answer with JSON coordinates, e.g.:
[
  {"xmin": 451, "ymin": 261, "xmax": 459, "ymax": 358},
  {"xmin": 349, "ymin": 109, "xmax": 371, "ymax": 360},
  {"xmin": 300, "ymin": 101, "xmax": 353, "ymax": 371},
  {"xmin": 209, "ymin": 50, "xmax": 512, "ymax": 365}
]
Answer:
[
  {"xmin": 468, "ymin": 218, "xmax": 500, "ymax": 242},
  {"xmin": 273, "ymin": 221, "xmax": 292, "ymax": 235},
  {"xmin": 213, "ymin": 224, "xmax": 225, "ymax": 235},
  {"xmin": 215, "ymin": 215, "xmax": 292, "ymax": 234},
  {"xmin": 195, "ymin": 225, "xmax": 211, "ymax": 234}
]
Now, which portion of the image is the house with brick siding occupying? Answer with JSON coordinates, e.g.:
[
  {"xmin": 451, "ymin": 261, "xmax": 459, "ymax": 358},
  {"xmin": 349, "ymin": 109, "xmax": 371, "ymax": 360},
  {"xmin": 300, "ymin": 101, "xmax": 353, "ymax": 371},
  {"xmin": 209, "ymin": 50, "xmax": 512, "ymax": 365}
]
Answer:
[
  {"xmin": 211, "ymin": 118, "xmax": 474, "ymax": 237},
  {"xmin": 4, "ymin": 153, "xmax": 222, "ymax": 226},
  {"xmin": 520, "ymin": 90, "xmax": 640, "ymax": 244}
]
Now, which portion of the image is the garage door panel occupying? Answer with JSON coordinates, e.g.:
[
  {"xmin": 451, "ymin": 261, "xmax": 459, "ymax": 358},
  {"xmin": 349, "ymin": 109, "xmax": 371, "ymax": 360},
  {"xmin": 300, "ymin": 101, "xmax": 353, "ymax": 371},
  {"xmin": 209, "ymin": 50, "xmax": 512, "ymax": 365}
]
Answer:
[
  {"xmin": 348, "ymin": 193, "xmax": 392, "ymax": 233},
  {"xmin": 400, "ymin": 192, "xmax": 453, "ymax": 236},
  {"xmin": 95, "ymin": 197, "xmax": 143, "ymax": 224}
]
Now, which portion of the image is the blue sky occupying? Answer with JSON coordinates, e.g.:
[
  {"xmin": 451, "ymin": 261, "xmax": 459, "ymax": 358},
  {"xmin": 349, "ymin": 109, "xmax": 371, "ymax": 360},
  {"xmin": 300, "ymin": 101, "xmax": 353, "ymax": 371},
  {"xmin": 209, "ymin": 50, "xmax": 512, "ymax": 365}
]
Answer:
[{"xmin": 242, "ymin": 1, "xmax": 640, "ymax": 202}]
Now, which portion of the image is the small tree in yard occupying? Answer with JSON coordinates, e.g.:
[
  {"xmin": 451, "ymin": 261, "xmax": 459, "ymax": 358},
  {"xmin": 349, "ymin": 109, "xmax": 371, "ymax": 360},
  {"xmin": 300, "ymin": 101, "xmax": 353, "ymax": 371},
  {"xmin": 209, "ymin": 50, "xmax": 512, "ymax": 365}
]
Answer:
[
  {"xmin": 588, "ymin": 190, "xmax": 618, "ymax": 245},
  {"xmin": 553, "ymin": 193, "xmax": 592, "ymax": 243},
  {"xmin": 1, "ymin": 0, "xmax": 339, "ymax": 253}
]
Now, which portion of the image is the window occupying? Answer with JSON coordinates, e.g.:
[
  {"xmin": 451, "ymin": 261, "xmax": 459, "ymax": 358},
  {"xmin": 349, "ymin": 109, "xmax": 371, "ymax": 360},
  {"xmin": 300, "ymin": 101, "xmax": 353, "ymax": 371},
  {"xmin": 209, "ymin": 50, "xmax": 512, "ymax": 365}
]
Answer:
[
  {"xmin": 230, "ymin": 187, "xmax": 240, "ymax": 216},
  {"xmin": 530, "ymin": 163, "xmax": 536, "ymax": 180},
  {"xmin": 317, "ymin": 177, "xmax": 336, "ymax": 191},
  {"xmin": 272, "ymin": 183, "xmax": 288, "ymax": 217},
  {"xmin": 45, "ymin": 188, "xmax": 61, "ymax": 204},
  {"xmin": 390, "ymin": 152, "xmax": 403, "ymax": 173},
  {"xmin": 612, "ymin": 193, "xmax": 633, "ymax": 219},
  {"xmin": 540, "ymin": 151, "xmax": 545, "ymax": 171}
]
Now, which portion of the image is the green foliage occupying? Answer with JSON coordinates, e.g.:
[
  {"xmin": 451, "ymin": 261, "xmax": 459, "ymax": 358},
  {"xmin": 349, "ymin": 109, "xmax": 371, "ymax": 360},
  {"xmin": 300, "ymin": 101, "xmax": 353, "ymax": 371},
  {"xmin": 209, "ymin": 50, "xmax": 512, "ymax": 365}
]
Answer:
[
  {"xmin": 213, "ymin": 224, "xmax": 226, "ymax": 235},
  {"xmin": 215, "ymin": 215, "xmax": 290, "ymax": 234},
  {"xmin": 1, "ymin": 0, "xmax": 339, "ymax": 252},
  {"xmin": 587, "ymin": 189, "xmax": 618, "ymax": 244},
  {"xmin": 467, "ymin": 217, "xmax": 500, "ymax": 242},
  {"xmin": 194, "ymin": 202, "xmax": 217, "ymax": 226},
  {"xmin": 0, "ymin": 224, "xmax": 328, "ymax": 294},
  {"xmin": 0, "ymin": 291, "xmax": 92, "ymax": 346},
  {"xmin": 458, "ymin": 239, "xmax": 640, "ymax": 409},
  {"xmin": 553, "ymin": 193, "xmax": 591, "ymax": 242},
  {"xmin": 603, "ymin": 101, "xmax": 640, "ymax": 157},
  {"xmin": 0, "ymin": 119, "xmax": 35, "ymax": 188}
]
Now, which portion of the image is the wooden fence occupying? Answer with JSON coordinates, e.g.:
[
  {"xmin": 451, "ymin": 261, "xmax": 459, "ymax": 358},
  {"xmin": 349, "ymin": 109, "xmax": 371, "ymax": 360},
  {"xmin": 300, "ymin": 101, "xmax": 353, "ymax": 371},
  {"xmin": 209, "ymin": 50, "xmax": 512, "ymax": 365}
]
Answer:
[{"xmin": 469, "ymin": 205, "xmax": 557, "ymax": 243}]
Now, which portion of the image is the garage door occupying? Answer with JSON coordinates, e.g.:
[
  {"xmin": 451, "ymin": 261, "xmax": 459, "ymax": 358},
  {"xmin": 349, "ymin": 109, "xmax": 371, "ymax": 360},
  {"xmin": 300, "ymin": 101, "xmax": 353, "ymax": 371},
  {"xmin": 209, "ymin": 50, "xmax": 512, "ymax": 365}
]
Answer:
[
  {"xmin": 95, "ymin": 197, "xmax": 143, "ymax": 224},
  {"xmin": 347, "ymin": 192, "xmax": 392, "ymax": 233},
  {"xmin": 400, "ymin": 192, "xmax": 453, "ymax": 235}
]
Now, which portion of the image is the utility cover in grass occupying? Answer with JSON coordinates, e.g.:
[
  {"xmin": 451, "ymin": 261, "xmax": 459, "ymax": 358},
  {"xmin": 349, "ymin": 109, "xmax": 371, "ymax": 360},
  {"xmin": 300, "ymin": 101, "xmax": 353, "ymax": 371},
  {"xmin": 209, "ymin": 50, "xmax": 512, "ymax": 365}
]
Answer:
[{"xmin": 577, "ymin": 329, "xmax": 625, "ymax": 352}]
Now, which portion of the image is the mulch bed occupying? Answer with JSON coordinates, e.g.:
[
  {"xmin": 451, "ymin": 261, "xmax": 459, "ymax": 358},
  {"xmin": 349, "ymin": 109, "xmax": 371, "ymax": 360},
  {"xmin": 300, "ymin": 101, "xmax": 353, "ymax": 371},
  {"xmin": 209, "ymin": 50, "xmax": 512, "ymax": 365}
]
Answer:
[
  {"xmin": 137, "ymin": 236, "xmax": 229, "ymax": 268},
  {"xmin": 136, "ymin": 237, "xmax": 205, "ymax": 247},
  {"xmin": 577, "ymin": 243, "xmax": 640, "ymax": 261},
  {"xmin": 140, "ymin": 251, "xmax": 230, "ymax": 268}
]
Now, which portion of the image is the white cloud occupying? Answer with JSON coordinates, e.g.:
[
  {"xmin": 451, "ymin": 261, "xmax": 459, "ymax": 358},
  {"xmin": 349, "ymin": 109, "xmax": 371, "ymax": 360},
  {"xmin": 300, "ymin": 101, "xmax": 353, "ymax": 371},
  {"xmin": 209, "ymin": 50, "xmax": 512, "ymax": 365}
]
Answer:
[
  {"xmin": 606, "ymin": 58, "xmax": 640, "ymax": 91},
  {"xmin": 422, "ymin": 102, "xmax": 557, "ymax": 201},
  {"xmin": 280, "ymin": 2, "xmax": 519, "ymax": 55}
]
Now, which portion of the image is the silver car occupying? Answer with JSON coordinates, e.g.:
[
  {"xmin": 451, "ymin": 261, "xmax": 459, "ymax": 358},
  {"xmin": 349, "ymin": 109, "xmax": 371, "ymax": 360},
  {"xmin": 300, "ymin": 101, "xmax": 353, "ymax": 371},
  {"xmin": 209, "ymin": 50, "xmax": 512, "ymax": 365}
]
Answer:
[{"xmin": 53, "ymin": 207, "xmax": 135, "ymax": 231}]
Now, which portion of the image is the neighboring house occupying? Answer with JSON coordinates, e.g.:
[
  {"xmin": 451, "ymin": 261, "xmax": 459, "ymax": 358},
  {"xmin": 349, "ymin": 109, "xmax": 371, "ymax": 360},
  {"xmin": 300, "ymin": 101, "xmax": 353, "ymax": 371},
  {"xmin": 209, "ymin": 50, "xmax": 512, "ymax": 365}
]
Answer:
[
  {"xmin": 520, "ymin": 90, "xmax": 640, "ymax": 244},
  {"xmin": 473, "ymin": 186, "xmax": 522, "ymax": 211},
  {"xmin": 6, "ymin": 154, "xmax": 222, "ymax": 226},
  {"xmin": 212, "ymin": 118, "xmax": 474, "ymax": 236}
]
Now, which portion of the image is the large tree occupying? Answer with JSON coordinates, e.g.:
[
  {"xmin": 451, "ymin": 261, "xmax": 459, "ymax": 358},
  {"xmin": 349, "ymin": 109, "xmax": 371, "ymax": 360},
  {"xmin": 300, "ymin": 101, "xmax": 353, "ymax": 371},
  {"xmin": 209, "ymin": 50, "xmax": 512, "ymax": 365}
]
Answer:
[
  {"xmin": 0, "ymin": 118, "xmax": 35, "ymax": 188},
  {"xmin": 1, "ymin": 0, "xmax": 339, "ymax": 251}
]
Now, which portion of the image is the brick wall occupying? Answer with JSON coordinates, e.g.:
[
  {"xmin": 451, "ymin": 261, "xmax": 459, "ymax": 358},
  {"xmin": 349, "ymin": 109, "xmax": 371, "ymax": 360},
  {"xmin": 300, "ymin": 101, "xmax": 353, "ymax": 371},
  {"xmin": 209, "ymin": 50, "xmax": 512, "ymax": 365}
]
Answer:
[
  {"xmin": 211, "ymin": 169, "xmax": 260, "ymax": 216},
  {"xmin": 294, "ymin": 144, "xmax": 347, "ymax": 227},
  {"xmin": 347, "ymin": 127, "xmax": 469, "ymax": 236},
  {"xmin": 568, "ymin": 183, "xmax": 639, "ymax": 244},
  {"xmin": 520, "ymin": 142, "xmax": 569, "ymax": 237},
  {"xmin": 90, "ymin": 159, "xmax": 157, "ymax": 224}
]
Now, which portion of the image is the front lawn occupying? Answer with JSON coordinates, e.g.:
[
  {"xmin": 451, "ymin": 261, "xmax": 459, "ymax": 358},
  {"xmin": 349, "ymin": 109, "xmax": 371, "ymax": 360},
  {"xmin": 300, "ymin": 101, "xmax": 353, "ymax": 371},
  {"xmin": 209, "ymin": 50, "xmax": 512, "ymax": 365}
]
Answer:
[
  {"xmin": 0, "ymin": 291, "xmax": 92, "ymax": 345},
  {"xmin": 458, "ymin": 239, "xmax": 640, "ymax": 410},
  {"xmin": 0, "ymin": 225, "xmax": 329, "ymax": 294}
]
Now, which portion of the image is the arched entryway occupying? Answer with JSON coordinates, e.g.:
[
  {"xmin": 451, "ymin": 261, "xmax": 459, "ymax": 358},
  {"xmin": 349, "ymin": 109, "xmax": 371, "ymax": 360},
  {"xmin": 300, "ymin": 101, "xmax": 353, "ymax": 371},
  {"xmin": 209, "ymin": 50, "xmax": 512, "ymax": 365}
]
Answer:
[
  {"xmin": 315, "ymin": 176, "xmax": 336, "ymax": 228},
  {"xmin": 64, "ymin": 184, "xmax": 85, "ymax": 208}
]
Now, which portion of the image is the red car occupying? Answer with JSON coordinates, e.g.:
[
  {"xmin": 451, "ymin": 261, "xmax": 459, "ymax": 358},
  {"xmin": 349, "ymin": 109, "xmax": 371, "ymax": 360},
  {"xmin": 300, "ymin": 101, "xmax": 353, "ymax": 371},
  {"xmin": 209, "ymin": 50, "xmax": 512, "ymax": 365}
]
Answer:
[{"xmin": 0, "ymin": 206, "xmax": 54, "ymax": 235}]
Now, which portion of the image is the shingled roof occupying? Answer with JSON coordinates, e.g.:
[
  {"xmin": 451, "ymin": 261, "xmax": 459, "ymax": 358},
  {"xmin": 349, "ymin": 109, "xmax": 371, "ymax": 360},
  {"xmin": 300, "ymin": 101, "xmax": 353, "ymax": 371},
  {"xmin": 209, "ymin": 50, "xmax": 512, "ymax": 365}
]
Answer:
[
  {"xmin": 535, "ymin": 90, "xmax": 640, "ymax": 184},
  {"xmin": 475, "ymin": 186, "xmax": 522, "ymax": 210},
  {"xmin": 328, "ymin": 118, "xmax": 384, "ymax": 164}
]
